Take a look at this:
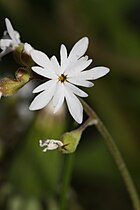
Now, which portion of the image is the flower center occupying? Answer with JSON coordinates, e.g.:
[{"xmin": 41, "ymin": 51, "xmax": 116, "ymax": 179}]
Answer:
[{"xmin": 58, "ymin": 74, "xmax": 67, "ymax": 83}]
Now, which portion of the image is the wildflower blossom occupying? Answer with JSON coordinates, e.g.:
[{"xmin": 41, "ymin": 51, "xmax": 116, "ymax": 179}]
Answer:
[
  {"xmin": 0, "ymin": 18, "xmax": 21, "ymax": 59},
  {"xmin": 0, "ymin": 18, "xmax": 33, "ymax": 59},
  {"xmin": 29, "ymin": 37, "xmax": 110, "ymax": 123},
  {"xmin": 39, "ymin": 139, "xmax": 63, "ymax": 152}
]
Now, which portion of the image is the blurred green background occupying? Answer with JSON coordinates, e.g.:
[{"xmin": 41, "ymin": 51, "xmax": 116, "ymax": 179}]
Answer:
[{"xmin": 0, "ymin": 0, "xmax": 140, "ymax": 209}]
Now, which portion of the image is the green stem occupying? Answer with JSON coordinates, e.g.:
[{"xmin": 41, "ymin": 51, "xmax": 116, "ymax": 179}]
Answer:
[
  {"xmin": 59, "ymin": 154, "xmax": 74, "ymax": 210},
  {"xmin": 81, "ymin": 99, "xmax": 140, "ymax": 210}
]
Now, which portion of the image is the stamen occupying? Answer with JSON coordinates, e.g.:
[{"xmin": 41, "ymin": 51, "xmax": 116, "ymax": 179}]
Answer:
[{"xmin": 58, "ymin": 74, "xmax": 67, "ymax": 83}]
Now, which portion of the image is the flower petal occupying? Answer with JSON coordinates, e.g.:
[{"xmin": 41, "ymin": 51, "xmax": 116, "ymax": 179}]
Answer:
[
  {"xmin": 31, "ymin": 50, "xmax": 52, "ymax": 69},
  {"xmin": 29, "ymin": 81, "xmax": 57, "ymax": 110},
  {"xmin": 68, "ymin": 37, "xmax": 89, "ymax": 62},
  {"xmin": 80, "ymin": 66, "xmax": 110, "ymax": 80},
  {"xmin": 52, "ymin": 82, "xmax": 65, "ymax": 113},
  {"xmin": 32, "ymin": 66, "xmax": 57, "ymax": 79},
  {"xmin": 5, "ymin": 18, "xmax": 15, "ymax": 41},
  {"xmin": 60, "ymin": 44, "xmax": 68, "ymax": 70},
  {"xmin": 50, "ymin": 55, "xmax": 61, "ymax": 75},
  {"xmin": 14, "ymin": 31, "xmax": 20, "ymax": 44},
  {"xmin": 65, "ymin": 87, "xmax": 83, "ymax": 124},
  {"xmin": 24, "ymin": 43, "xmax": 33, "ymax": 55},
  {"xmin": 5, "ymin": 18, "xmax": 20, "ymax": 45},
  {"xmin": 65, "ymin": 57, "xmax": 92, "ymax": 76},
  {"xmin": 67, "ymin": 77, "xmax": 94, "ymax": 87},
  {"xmin": 0, "ymin": 39, "xmax": 12, "ymax": 50},
  {"xmin": 65, "ymin": 82, "xmax": 88, "ymax": 97},
  {"xmin": 32, "ymin": 80, "xmax": 56, "ymax": 93}
]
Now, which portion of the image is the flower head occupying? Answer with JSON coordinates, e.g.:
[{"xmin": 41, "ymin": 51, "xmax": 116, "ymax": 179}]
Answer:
[
  {"xmin": 29, "ymin": 37, "xmax": 110, "ymax": 123},
  {"xmin": 0, "ymin": 18, "xmax": 21, "ymax": 59}
]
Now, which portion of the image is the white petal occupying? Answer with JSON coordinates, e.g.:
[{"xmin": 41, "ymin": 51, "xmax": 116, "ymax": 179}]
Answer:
[
  {"xmin": 32, "ymin": 66, "xmax": 57, "ymax": 79},
  {"xmin": 5, "ymin": 18, "xmax": 20, "ymax": 45},
  {"xmin": 31, "ymin": 50, "xmax": 53, "ymax": 69},
  {"xmin": 24, "ymin": 43, "xmax": 33, "ymax": 55},
  {"xmin": 50, "ymin": 55, "xmax": 61, "ymax": 75},
  {"xmin": 66, "ymin": 57, "xmax": 92, "ymax": 76},
  {"xmin": 60, "ymin": 44, "xmax": 68, "ymax": 69},
  {"xmin": 50, "ymin": 55, "xmax": 59, "ymax": 68},
  {"xmin": 67, "ymin": 77, "xmax": 94, "ymax": 87},
  {"xmin": 32, "ymin": 80, "xmax": 56, "ymax": 93},
  {"xmin": 65, "ymin": 82, "xmax": 88, "ymax": 97},
  {"xmin": 68, "ymin": 37, "xmax": 89, "ymax": 62},
  {"xmin": 52, "ymin": 82, "xmax": 65, "ymax": 113},
  {"xmin": 29, "ymin": 82, "xmax": 56, "ymax": 110},
  {"xmin": 14, "ymin": 31, "xmax": 20, "ymax": 44},
  {"xmin": 65, "ymin": 87, "xmax": 83, "ymax": 124},
  {"xmin": 5, "ymin": 18, "xmax": 15, "ymax": 41},
  {"xmin": 80, "ymin": 66, "xmax": 110, "ymax": 80},
  {"xmin": 0, "ymin": 39, "xmax": 12, "ymax": 49}
]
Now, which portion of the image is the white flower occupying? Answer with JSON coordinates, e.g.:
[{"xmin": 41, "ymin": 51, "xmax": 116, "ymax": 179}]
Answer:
[
  {"xmin": 0, "ymin": 18, "xmax": 21, "ymax": 59},
  {"xmin": 29, "ymin": 37, "xmax": 110, "ymax": 123},
  {"xmin": 39, "ymin": 139, "xmax": 63, "ymax": 152}
]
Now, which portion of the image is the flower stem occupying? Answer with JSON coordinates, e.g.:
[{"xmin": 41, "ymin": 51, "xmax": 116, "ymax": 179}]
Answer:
[
  {"xmin": 81, "ymin": 99, "xmax": 140, "ymax": 210},
  {"xmin": 59, "ymin": 154, "xmax": 74, "ymax": 210}
]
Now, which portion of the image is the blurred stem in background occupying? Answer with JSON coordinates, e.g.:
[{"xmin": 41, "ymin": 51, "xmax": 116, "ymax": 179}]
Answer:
[
  {"xmin": 59, "ymin": 154, "xmax": 74, "ymax": 210},
  {"xmin": 81, "ymin": 99, "xmax": 140, "ymax": 210}
]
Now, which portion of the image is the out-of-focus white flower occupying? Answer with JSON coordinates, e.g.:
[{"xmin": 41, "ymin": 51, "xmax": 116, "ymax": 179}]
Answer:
[
  {"xmin": 39, "ymin": 139, "xmax": 63, "ymax": 152},
  {"xmin": 0, "ymin": 18, "xmax": 21, "ymax": 59},
  {"xmin": 0, "ymin": 92, "xmax": 2, "ymax": 99},
  {"xmin": 29, "ymin": 37, "xmax": 110, "ymax": 123}
]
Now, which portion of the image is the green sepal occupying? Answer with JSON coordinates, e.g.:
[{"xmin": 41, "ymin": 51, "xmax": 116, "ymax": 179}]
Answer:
[
  {"xmin": 59, "ymin": 129, "xmax": 82, "ymax": 154},
  {"xmin": 0, "ymin": 68, "xmax": 30, "ymax": 97}
]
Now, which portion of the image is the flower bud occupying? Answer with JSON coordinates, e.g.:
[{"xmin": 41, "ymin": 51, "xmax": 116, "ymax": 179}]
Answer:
[
  {"xmin": 13, "ymin": 43, "xmax": 34, "ymax": 67},
  {"xmin": 59, "ymin": 129, "xmax": 82, "ymax": 154},
  {"xmin": 13, "ymin": 44, "xmax": 24, "ymax": 65},
  {"xmin": 15, "ymin": 68, "xmax": 30, "ymax": 82},
  {"xmin": 20, "ymin": 43, "xmax": 34, "ymax": 67},
  {"xmin": 0, "ymin": 69, "xmax": 30, "ymax": 97}
]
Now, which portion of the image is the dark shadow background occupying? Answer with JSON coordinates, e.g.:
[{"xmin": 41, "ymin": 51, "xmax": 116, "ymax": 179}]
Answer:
[{"xmin": 0, "ymin": 0, "xmax": 140, "ymax": 209}]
